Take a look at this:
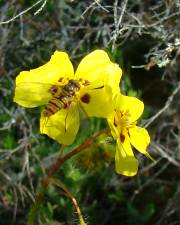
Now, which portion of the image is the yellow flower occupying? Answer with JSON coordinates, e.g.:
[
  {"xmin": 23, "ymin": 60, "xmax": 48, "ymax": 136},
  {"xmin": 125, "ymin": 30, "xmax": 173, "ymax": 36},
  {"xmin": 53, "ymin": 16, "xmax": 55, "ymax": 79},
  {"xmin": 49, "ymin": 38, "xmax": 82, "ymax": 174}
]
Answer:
[
  {"xmin": 14, "ymin": 50, "xmax": 122, "ymax": 145},
  {"xmin": 108, "ymin": 94, "xmax": 152, "ymax": 176}
]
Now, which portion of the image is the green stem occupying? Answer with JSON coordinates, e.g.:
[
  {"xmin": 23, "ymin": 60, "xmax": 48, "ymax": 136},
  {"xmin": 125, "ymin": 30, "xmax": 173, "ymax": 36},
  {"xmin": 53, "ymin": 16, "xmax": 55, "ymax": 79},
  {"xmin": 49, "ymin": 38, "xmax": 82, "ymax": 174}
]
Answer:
[
  {"xmin": 27, "ymin": 128, "xmax": 107, "ymax": 225},
  {"xmin": 48, "ymin": 177, "xmax": 87, "ymax": 225},
  {"xmin": 27, "ymin": 182, "xmax": 48, "ymax": 225}
]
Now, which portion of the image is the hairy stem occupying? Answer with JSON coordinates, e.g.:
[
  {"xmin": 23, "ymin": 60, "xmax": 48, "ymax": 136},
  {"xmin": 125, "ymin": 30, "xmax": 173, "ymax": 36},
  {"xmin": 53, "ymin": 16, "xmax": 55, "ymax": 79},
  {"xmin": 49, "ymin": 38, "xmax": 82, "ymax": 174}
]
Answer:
[
  {"xmin": 27, "ymin": 128, "xmax": 107, "ymax": 225},
  {"xmin": 48, "ymin": 177, "xmax": 86, "ymax": 225}
]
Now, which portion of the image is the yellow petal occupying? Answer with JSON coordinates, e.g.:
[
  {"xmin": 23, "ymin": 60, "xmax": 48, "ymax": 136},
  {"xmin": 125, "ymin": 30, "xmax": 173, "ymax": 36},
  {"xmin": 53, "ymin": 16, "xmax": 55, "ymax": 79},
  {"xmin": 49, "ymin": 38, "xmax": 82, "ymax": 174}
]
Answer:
[
  {"xmin": 14, "ymin": 82, "xmax": 52, "ymax": 107},
  {"xmin": 40, "ymin": 103, "xmax": 79, "ymax": 145},
  {"xmin": 115, "ymin": 95, "xmax": 144, "ymax": 122},
  {"xmin": 75, "ymin": 50, "xmax": 121, "ymax": 87},
  {"xmin": 79, "ymin": 84, "xmax": 113, "ymax": 118},
  {"xmin": 115, "ymin": 139, "xmax": 138, "ymax": 176},
  {"xmin": 14, "ymin": 51, "xmax": 74, "ymax": 107},
  {"xmin": 129, "ymin": 126, "xmax": 153, "ymax": 160},
  {"xmin": 104, "ymin": 63, "xmax": 122, "ymax": 97},
  {"xmin": 16, "ymin": 51, "xmax": 74, "ymax": 85},
  {"xmin": 75, "ymin": 50, "xmax": 110, "ymax": 81}
]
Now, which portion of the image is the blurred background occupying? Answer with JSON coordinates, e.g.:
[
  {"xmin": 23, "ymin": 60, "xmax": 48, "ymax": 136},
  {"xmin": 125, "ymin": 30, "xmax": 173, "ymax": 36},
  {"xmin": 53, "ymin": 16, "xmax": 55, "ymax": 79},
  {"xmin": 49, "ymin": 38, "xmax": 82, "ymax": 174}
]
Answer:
[{"xmin": 0, "ymin": 0, "xmax": 179, "ymax": 225}]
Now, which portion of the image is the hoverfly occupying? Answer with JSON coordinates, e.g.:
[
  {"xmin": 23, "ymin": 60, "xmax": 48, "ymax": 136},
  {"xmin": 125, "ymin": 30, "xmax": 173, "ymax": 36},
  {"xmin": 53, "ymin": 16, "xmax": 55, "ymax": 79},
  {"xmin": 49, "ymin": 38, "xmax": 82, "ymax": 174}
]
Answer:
[
  {"xmin": 14, "ymin": 78, "xmax": 101, "ymax": 138},
  {"xmin": 43, "ymin": 79, "xmax": 81, "ymax": 117}
]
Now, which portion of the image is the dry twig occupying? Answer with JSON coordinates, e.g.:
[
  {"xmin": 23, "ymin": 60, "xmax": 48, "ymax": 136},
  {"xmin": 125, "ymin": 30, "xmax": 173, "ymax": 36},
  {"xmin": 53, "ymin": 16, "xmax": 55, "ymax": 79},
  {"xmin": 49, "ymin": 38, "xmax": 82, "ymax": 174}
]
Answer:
[
  {"xmin": 144, "ymin": 83, "xmax": 180, "ymax": 128},
  {"xmin": 0, "ymin": 0, "xmax": 47, "ymax": 25}
]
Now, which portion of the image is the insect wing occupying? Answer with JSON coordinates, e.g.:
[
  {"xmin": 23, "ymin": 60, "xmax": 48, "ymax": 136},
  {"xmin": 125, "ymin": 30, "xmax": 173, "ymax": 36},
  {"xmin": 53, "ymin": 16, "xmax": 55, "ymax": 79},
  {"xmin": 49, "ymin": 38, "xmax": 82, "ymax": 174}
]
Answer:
[{"xmin": 40, "ymin": 102, "xmax": 80, "ymax": 145}]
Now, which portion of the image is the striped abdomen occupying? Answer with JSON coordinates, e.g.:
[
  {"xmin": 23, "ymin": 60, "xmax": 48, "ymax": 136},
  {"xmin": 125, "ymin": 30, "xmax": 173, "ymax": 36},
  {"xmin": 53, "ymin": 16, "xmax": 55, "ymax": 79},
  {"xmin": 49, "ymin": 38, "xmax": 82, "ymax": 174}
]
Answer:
[
  {"xmin": 43, "ymin": 79, "xmax": 80, "ymax": 117},
  {"xmin": 43, "ymin": 95, "xmax": 70, "ymax": 117}
]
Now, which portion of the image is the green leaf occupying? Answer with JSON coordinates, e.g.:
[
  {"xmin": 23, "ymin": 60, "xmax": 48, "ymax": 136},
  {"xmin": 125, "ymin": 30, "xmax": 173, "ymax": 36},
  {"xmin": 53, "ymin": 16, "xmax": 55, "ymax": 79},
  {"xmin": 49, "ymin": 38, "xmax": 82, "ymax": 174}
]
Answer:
[{"xmin": 3, "ymin": 134, "xmax": 15, "ymax": 149}]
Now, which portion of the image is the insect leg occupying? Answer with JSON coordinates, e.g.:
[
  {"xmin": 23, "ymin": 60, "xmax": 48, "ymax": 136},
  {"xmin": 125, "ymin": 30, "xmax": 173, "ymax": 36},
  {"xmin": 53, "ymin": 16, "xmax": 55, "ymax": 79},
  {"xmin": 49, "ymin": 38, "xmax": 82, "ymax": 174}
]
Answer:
[{"xmin": 64, "ymin": 110, "xmax": 69, "ymax": 133}]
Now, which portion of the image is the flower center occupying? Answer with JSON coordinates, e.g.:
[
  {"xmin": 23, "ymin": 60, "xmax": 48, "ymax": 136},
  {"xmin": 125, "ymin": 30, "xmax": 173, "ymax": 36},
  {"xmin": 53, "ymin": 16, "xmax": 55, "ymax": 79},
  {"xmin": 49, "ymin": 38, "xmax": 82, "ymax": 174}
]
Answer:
[
  {"xmin": 43, "ymin": 77, "xmax": 91, "ymax": 117},
  {"xmin": 48, "ymin": 77, "xmax": 91, "ymax": 97},
  {"xmin": 114, "ymin": 110, "xmax": 135, "ymax": 142},
  {"xmin": 114, "ymin": 110, "xmax": 131, "ymax": 127}
]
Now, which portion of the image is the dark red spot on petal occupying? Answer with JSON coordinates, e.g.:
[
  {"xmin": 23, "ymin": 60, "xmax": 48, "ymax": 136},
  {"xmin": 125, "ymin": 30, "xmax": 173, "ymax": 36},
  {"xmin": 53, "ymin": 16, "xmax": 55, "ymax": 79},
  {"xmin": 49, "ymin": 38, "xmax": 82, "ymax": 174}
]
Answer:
[
  {"xmin": 49, "ymin": 85, "xmax": 58, "ymax": 95},
  {"xmin": 80, "ymin": 93, "xmax": 90, "ymax": 104},
  {"xmin": 120, "ymin": 133, "xmax": 125, "ymax": 143}
]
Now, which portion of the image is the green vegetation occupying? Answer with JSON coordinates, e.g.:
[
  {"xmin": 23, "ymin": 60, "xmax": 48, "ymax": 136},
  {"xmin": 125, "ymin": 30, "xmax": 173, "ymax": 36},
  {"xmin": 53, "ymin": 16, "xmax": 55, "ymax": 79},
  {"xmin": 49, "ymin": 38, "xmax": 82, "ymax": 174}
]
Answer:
[{"xmin": 0, "ymin": 1, "xmax": 179, "ymax": 225}]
